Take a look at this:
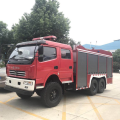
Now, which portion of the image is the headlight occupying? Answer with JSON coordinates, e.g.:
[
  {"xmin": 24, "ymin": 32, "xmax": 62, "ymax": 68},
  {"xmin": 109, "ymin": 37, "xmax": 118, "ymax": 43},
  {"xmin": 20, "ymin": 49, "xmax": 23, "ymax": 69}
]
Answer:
[{"xmin": 23, "ymin": 81, "xmax": 33, "ymax": 86}]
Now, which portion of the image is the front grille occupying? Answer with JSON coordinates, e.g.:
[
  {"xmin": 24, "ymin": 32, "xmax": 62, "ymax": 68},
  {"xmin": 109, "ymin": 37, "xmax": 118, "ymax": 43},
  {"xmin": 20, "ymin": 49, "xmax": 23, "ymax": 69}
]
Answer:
[{"xmin": 9, "ymin": 70, "xmax": 26, "ymax": 76}]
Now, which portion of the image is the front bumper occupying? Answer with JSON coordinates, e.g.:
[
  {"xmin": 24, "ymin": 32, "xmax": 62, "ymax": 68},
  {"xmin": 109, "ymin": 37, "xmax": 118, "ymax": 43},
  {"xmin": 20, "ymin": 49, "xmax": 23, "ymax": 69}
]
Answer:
[
  {"xmin": 5, "ymin": 76, "xmax": 35, "ymax": 92},
  {"xmin": 4, "ymin": 85, "xmax": 33, "ymax": 95}
]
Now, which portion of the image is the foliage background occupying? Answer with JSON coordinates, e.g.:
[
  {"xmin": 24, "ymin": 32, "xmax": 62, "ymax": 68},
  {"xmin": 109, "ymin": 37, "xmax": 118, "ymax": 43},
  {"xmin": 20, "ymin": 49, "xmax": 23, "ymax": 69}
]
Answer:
[
  {"xmin": 0, "ymin": 0, "xmax": 76, "ymax": 65},
  {"xmin": 1, "ymin": 0, "xmax": 119, "ymax": 72},
  {"xmin": 113, "ymin": 49, "xmax": 120, "ymax": 72}
]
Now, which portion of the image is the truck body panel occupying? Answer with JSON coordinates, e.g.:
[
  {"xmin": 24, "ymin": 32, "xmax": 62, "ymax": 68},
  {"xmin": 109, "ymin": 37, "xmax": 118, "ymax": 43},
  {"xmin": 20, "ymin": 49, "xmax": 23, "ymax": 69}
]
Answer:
[{"xmin": 74, "ymin": 46, "xmax": 112, "ymax": 90}]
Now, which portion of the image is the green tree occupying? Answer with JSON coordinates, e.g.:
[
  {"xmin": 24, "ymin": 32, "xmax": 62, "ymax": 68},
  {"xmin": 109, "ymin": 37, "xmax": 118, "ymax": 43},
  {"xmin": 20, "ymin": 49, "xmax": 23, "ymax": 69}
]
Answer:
[
  {"xmin": 0, "ymin": 21, "xmax": 14, "ymax": 64},
  {"xmin": 113, "ymin": 62, "xmax": 120, "ymax": 72},
  {"xmin": 113, "ymin": 49, "xmax": 120, "ymax": 72},
  {"xmin": 68, "ymin": 38, "xmax": 76, "ymax": 48},
  {"xmin": 113, "ymin": 49, "xmax": 120, "ymax": 63},
  {"xmin": 0, "ymin": 21, "xmax": 8, "ymax": 45},
  {"xmin": 0, "ymin": 21, "xmax": 8, "ymax": 61},
  {"xmin": 13, "ymin": 0, "xmax": 71, "ymax": 44}
]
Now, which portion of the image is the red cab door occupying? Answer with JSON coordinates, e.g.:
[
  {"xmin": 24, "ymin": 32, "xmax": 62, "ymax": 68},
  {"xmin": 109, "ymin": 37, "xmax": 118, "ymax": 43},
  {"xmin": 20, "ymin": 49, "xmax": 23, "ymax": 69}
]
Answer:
[
  {"xmin": 59, "ymin": 48, "xmax": 73, "ymax": 82},
  {"xmin": 36, "ymin": 46, "xmax": 59, "ymax": 86}
]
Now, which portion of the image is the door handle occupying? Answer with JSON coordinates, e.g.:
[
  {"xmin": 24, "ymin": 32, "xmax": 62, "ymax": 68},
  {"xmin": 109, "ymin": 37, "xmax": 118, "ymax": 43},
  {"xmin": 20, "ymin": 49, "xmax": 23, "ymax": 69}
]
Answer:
[
  {"xmin": 69, "ymin": 66, "xmax": 72, "ymax": 69},
  {"xmin": 54, "ymin": 66, "xmax": 58, "ymax": 69}
]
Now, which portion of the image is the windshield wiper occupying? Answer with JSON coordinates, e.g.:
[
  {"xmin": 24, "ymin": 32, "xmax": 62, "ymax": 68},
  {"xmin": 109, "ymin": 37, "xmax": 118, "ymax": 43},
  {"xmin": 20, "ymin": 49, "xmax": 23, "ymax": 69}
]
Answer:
[
  {"xmin": 19, "ymin": 57, "xmax": 32, "ymax": 60},
  {"xmin": 10, "ymin": 55, "xmax": 17, "ymax": 59}
]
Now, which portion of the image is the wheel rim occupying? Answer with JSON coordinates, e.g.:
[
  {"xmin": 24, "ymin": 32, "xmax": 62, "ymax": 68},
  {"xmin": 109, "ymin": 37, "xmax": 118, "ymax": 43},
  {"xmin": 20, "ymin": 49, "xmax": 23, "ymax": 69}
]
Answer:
[
  {"xmin": 49, "ymin": 89, "xmax": 58, "ymax": 101},
  {"xmin": 92, "ymin": 83, "xmax": 97, "ymax": 92}
]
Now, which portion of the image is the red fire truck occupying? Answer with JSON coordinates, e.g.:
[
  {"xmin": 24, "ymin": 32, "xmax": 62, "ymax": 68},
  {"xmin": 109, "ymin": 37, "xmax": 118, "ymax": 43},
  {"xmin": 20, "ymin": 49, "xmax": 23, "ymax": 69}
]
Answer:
[{"xmin": 5, "ymin": 36, "xmax": 113, "ymax": 107}]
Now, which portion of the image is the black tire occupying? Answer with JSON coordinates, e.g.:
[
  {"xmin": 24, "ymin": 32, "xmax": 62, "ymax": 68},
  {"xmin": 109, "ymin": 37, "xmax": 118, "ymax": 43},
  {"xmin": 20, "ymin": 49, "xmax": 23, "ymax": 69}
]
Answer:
[
  {"xmin": 41, "ymin": 82, "xmax": 62, "ymax": 108},
  {"xmin": 98, "ymin": 78, "xmax": 105, "ymax": 93},
  {"xmin": 88, "ymin": 79, "xmax": 98, "ymax": 96},
  {"xmin": 36, "ymin": 89, "xmax": 42, "ymax": 96},
  {"xmin": 16, "ymin": 93, "xmax": 33, "ymax": 99}
]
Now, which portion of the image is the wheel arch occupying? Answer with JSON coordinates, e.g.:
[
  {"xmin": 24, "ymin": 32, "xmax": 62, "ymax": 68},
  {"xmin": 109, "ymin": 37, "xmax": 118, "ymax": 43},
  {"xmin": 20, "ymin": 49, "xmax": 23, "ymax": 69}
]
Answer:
[
  {"xmin": 89, "ymin": 75, "xmax": 107, "ymax": 88},
  {"xmin": 45, "ymin": 74, "xmax": 61, "ymax": 84},
  {"xmin": 44, "ymin": 74, "xmax": 64, "ymax": 93}
]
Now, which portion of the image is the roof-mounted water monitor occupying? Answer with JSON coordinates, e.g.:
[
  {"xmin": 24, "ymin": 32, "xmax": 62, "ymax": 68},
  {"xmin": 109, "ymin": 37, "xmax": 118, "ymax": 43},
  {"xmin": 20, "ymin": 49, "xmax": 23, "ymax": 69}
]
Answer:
[{"xmin": 32, "ymin": 35, "xmax": 57, "ymax": 41}]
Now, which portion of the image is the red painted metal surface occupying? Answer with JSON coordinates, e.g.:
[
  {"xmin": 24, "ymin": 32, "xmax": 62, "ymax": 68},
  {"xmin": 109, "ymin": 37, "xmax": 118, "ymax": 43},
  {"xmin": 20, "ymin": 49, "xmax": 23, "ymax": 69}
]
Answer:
[
  {"xmin": 7, "ymin": 58, "xmax": 37, "ymax": 80},
  {"xmin": 6, "ymin": 36, "xmax": 113, "ymax": 90},
  {"xmin": 76, "ymin": 45, "xmax": 112, "ymax": 56},
  {"xmin": 87, "ymin": 74, "xmax": 91, "ymax": 87},
  {"xmin": 59, "ymin": 49, "xmax": 73, "ymax": 82},
  {"xmin": 107, "ymin": 78, "xmax": 112, "ymax": 84},
  {"xmin": 32, "ymin": 35, "xmax": 57, "ymax": 41},
  {"xmin": 36, "ymin": 50, "xmax": 60, "ymax": 86},
  {"xmin": 7, "ymin": 39, "xmax": 73, "ymax": 87}
]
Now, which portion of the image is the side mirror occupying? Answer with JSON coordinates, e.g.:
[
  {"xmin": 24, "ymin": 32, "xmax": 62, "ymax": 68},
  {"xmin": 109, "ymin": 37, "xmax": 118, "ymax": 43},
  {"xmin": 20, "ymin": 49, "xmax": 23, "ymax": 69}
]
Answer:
[
  {"xmin": 38, "ymin": 46, "xmax": 43, "ymax": 62},
  {"xmin": 38, "ymin": 45, "xmax": 43, "ymax": 55}
]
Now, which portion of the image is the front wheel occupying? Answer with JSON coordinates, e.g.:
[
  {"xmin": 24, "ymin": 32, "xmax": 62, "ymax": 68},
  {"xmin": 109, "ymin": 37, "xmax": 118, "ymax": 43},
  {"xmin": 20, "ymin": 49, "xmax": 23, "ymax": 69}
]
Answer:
[
  {"xmin": 88, "ymin": 79, "xmax": 98, "ymax": 96},
  {"xmin": 41, "ymin": 82, "xmax": 62, "ymax": 108},
  {"xmin": 16, "ymin": 93, "xmax": 33, "ymax": 99}
]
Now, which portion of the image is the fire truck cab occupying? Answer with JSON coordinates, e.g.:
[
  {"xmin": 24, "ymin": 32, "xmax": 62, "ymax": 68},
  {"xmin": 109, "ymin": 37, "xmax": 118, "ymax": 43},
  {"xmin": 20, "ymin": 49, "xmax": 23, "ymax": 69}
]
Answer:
[{"xmin": 5, "ymin": 36, "xmax": 113, "ymax": 107}]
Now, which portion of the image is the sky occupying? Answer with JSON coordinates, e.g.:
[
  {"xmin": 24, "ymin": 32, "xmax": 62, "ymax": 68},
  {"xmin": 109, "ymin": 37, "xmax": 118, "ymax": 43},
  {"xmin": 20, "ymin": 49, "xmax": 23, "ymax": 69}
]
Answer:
[{"xmin": 0, "ymin": 0, "xmax": 120, "ymax": 45}]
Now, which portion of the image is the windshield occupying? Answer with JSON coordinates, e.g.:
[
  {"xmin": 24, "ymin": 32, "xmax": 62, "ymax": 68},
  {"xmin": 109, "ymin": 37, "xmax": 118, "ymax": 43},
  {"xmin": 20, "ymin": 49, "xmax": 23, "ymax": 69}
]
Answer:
[
  {"xmin": 8, "ymin": 46, "xmax": 38, "ymax": 64},
  {"xmin": 9, "ymin": 46, "xmax": 37, "ymax": 60}
]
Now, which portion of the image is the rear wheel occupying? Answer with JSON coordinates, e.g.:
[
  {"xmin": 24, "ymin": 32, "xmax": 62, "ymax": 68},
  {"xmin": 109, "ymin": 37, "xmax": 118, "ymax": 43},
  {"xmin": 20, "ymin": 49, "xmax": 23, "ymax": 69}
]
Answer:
[
  {"xmin": 98, "ymin": 78, "xmax": 105, "ymax": 93},
  {"xmin": 16, "ymin": 93, "xmax": 33, "ymax": 99},
  {"xmin": 88, "ymin": 79, "xmax": 98, "ymax": 95},
  {"xmin": 41, "ymin": 82, "xmax": 62, "ymax": 108}
]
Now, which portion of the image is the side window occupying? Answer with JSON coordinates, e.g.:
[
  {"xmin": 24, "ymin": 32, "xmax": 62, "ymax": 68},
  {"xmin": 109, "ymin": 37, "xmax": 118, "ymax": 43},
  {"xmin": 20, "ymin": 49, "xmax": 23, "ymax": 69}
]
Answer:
[
  {"xmin": 43, "ymin": 47, "xmax": 56, "ymax": 61},
  {"xmin": 61, "ymin": 49, "xmax": 71, "ymax": 59}
]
